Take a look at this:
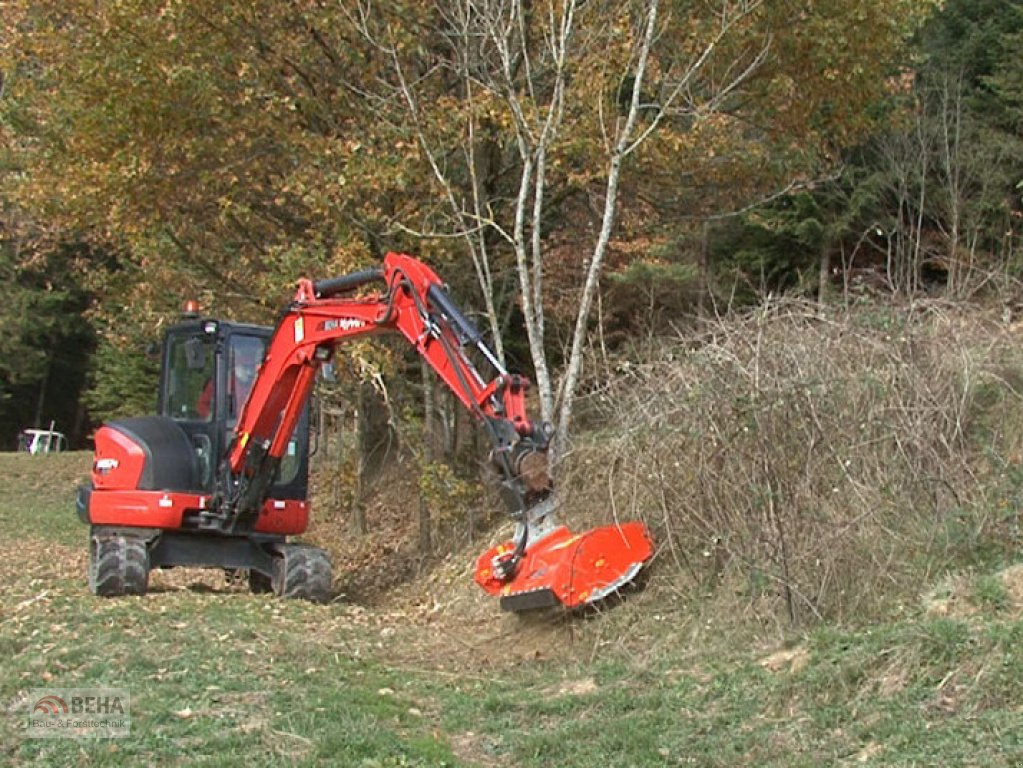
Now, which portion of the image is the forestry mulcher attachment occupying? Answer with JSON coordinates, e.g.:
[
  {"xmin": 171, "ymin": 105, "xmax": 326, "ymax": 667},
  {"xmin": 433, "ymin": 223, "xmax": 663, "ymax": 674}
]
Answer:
[{"xmin": 77, "ymin": 253, "xmax": 653, "ymax": 611}]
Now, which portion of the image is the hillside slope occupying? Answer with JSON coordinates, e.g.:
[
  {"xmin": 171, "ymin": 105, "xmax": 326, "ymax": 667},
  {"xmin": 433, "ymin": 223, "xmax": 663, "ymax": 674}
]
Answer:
[{"xmin": 1, "ymin": 433, "xmax": 1021, "ymax": 765}]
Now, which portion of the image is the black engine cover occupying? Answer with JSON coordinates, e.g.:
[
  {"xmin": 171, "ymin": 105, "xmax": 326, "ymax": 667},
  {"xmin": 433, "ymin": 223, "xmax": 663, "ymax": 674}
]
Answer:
[{"xmin": 106, "ymin": 416, "xmax": 200, "ymax": 492}]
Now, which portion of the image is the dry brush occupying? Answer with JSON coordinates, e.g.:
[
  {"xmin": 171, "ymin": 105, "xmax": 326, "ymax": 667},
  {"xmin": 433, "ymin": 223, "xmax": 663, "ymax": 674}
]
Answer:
[{"xmin": 564, "ymin": 301, "xmax": 1023, "ymax": 624}]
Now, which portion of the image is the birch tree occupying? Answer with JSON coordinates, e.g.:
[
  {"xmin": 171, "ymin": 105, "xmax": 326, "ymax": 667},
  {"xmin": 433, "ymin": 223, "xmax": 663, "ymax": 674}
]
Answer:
[
  {"xmin": 359, "ymin": 0, "xmax": 769, "ymax": 457},
  {"xmin": 554, "ymin": 0, "xmax": 767, "ymax": 452},
  {"xmin": 350, "ymin": 0, "xmax": 581, "ymax": 420}
]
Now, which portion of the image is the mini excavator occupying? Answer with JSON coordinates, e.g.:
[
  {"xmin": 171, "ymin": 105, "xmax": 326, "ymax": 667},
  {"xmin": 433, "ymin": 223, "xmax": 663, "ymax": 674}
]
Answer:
[{"xmin": 77, "ymin": 253, "xmax": 653, "ymax": 611}]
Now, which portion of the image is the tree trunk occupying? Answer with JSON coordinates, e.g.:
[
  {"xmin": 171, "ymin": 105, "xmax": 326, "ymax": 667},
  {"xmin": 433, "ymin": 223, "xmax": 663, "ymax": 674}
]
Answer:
[
  {"xmin": 555, "ymin": 0, "xmax": 660, "ymax": 462},
  {"xmin": 698, "ymin": 220, "xmax": 711, "ymax": 318},
  {"xmin": 417, "ymin": 361, "xmax": 434, "ymax": 555},
  {"xmin": 33, "ymin": 357, "xmax": 50, "ymax": 429},
  {"xmin": 818, "ymin": 238, "xmax": 831, "ymax": 306},
  {"xmin": 353, "ymin": 379, "xmax": 395, "ymax": 534}
]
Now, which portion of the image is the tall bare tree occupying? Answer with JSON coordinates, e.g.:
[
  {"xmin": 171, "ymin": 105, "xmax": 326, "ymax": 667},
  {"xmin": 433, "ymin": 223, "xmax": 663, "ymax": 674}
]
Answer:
[
  {"xmin": 553, "ymin": 0, "xmax": 767, "ymax": 454},
  {"xmin": 358, "ymin": 0, "xmax": 769, "ymax": 458}
]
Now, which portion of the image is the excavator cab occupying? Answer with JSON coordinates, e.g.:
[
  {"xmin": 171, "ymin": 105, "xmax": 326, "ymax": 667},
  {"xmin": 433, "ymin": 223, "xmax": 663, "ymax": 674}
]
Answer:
[{"xmin": 156, "ymin": 320, "xmax": 309, "ymax": 500}]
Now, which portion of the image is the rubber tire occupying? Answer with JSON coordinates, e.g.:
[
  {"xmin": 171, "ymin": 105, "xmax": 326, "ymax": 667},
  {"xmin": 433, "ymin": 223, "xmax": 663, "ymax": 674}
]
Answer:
[
  {"xmin": 272, "ymin": 544, "xmax": 332, "ymax": 603},
  {"xmin": 89, "ymin": 534, "xmax": 150, "ymax": 597}
]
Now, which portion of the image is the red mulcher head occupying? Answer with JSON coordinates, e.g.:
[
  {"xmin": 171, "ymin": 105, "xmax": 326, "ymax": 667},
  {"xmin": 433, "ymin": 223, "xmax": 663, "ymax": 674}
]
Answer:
[{"xmin": 474, "ymin": 520, "xmax": 653, "ymax": 612}]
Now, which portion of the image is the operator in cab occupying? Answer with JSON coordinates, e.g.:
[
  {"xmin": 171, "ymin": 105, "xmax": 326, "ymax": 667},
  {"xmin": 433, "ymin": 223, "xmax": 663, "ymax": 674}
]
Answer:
[{"xmin": 196, "ymin": 335, "xmax": 264, "ymax": 420}]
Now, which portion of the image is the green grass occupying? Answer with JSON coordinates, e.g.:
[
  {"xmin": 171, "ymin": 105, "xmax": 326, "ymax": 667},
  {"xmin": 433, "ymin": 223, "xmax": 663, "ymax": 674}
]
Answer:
[
  {"xmin": 2, "ymin": 452, "xmax": 1023, "ymax": 766},
  {"xmin": 0, "ymin": 451, "xmax": 88, "ymax": 546},
  {"xmin": 3, "ymin": 564, "xmax": 458, "ymax": 765}
]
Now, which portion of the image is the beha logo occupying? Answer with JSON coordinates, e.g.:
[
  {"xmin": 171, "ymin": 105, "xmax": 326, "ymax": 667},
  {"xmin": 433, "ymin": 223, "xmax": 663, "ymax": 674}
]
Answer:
[
  {"xmin": 28, "ymin": 687, "xmax": 131, "ymax": 738},
  {"xmin": 32, "ymin": 695, "xmax": 69, "ymax": 715},
  {"xmin": 33, "ymin": 693, "xmax": 125, "ymax": 715}
]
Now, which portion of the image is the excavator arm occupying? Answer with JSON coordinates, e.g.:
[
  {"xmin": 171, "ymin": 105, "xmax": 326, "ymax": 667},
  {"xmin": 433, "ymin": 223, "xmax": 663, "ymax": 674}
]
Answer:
[
  {"xmin": 205, "ymin": 253, "xmax": 548, "ymax": 531},
  {"xmin": 204, "ymin": 252, "xmax": 651, "ymax": 610}
]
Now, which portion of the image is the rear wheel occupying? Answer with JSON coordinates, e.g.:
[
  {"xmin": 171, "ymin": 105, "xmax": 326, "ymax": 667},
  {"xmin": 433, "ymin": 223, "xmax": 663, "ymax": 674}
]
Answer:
[
  {"xmin": 89, "ymin": 533, "xmax": 150, "ymax": 597},
  {"xmin": 272, "ymin": 544, "xmax": 332, "ymax": 603}
]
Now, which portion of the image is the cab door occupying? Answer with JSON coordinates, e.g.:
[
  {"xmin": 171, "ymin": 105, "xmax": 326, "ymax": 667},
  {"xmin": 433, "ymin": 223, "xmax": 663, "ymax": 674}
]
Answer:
[{"xmin": 158, "ymin": 321, "xmax": 222, "ymax": 491}]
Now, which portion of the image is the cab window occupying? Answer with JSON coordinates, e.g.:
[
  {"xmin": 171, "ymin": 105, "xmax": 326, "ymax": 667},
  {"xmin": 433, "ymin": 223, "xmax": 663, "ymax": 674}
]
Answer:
[
  {"xmin": 228, "ymin": 335, "xmax": 266, "ymax": 418},
  {"xmin": 164, "ymin": 334, "xmax": 215, "ymax": 421}
]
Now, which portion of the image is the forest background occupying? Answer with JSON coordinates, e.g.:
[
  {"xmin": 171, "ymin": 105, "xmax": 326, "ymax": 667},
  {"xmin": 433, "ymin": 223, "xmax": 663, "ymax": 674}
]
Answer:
[{"xmin": 5, "ymin": 0, "xmax": 1021, "ymax": 442}]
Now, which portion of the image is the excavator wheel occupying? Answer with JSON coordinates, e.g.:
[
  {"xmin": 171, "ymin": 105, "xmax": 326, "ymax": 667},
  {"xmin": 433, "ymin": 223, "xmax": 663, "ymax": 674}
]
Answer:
[
  {"xmin": 272, "ymin": 544, "xmax": 332, "ymax": 603},
  {"xmin": 89, "ymin": 532, "xmax": 150, "ymax": 597}
]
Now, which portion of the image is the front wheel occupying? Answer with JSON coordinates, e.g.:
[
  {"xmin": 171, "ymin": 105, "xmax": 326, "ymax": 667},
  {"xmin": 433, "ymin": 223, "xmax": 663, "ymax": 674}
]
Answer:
[{"xmin": 272, "ymin": 544, "xmax": 332, "ymax": 603}]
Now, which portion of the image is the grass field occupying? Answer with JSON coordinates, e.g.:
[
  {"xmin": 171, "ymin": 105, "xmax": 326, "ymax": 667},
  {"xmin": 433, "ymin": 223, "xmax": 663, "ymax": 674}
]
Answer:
[{"xmin": 2, "ymin": 452, "xmax": 1022, "ymax": 766}]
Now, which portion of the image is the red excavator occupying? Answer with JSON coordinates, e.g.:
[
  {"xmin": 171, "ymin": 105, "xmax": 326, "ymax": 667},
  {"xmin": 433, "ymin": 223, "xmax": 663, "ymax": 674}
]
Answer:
[{"xmin": 77, "ymin": 253, "xmax": 653, "ymax": 611}]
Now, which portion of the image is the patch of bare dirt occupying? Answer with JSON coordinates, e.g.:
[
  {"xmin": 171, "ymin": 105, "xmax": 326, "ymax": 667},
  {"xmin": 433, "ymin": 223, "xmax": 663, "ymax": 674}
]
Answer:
[
  {"xmin": 450, "ymin": 731, "xmax": 503, "ymax": 767},
  {"xmin": 922, "ymin": 575, "xmax": 979, "ymax": 620},
  {"xmin": 306, "ymin": 461, "xmax": 501, "ymax": 604},
  {"xmin": 546, "ymin": 677, "xmax": 598, "ymax": 697},
  {"xmin": 758, "ymin": 645, "xmax": 809, "ymax": 675},
  {"xmin": 999, "ymin": 563, "xmax": 1023, "ymax": 611},
  {"xmin": 299, "ymin": 459, "xmax": 593, "ymax": 670},
  {"xmin": 853, "ymin": 743, "xmax": 884, "ymax": 763},
  {"xmin": 306, "ymin": 462, "xmax": 424, "ymax": 602}
]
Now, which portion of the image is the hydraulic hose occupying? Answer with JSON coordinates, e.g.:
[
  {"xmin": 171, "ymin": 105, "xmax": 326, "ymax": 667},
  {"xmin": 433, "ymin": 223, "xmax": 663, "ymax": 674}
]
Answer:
[{"xmin": 313, "ymin": 268, "xmax": 385, "ymax": 298}]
